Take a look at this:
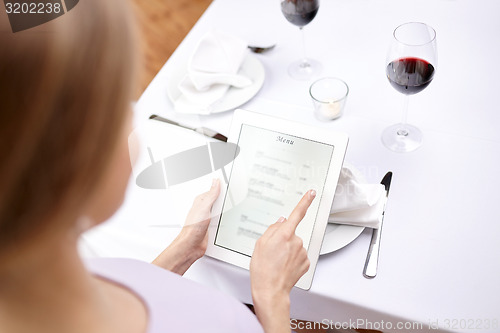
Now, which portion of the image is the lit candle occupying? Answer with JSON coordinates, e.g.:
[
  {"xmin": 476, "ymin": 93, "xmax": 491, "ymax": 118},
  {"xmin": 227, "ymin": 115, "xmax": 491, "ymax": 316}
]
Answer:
[
  {"xmin": 310, "ymin": 77, "xmax": 348, "ymax": 121},
  {"xmin": 319, "ymin": 101, "xmax": 341, "ymax": 119}
]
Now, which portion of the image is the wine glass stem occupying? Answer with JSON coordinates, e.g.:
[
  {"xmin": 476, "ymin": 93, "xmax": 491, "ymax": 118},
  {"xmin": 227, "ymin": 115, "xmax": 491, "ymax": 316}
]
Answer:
[
  {"xmin": 299, "ymin": 26, "xmax": 309, "ymax": 68},
  {"xmin": 398, "ymin": 95, "xmax": 410, "ymax": 136}
]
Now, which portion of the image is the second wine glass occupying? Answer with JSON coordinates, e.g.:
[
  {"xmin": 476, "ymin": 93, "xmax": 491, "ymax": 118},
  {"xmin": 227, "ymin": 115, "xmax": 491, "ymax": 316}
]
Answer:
[
  {"xmin": 382, "ymin": 22, "xmax": 437, "ymax": 152},
  {"xmin": 280, "ymin": 0, "xmax": 322, "ymax": 80}
]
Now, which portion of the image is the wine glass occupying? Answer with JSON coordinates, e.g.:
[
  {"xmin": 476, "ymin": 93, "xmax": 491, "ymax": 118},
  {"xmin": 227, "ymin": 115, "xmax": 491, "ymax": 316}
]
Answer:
[
  {"xmin": 382, "ymin": 22, "xmax": 437, "ymax": 152},
  {"xmin": 280, "ymin": 0, "xmax": 322, "ymax": 80}
]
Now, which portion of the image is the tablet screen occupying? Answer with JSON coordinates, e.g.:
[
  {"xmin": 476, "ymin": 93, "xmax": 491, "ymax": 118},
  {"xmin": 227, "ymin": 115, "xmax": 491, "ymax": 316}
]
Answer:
[{"xmin": 214, "ymin": 124, "xmax": 334, "ymax": 256}]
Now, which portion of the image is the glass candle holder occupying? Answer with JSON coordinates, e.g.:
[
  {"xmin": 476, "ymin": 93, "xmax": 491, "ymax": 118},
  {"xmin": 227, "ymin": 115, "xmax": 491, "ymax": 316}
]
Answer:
[{"xmin": 309, "ymin": 77, "xmax": 349, "ymax": 121}]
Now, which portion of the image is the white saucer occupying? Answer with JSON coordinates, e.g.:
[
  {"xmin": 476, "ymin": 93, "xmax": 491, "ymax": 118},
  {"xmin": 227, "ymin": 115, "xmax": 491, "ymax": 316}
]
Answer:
[
  {"xmin": 166, "ymin": 55, "xmax": 265, "ymax": 114},
  {"xmin": 320, "ymin": 224, "xmax": 365, "ymax": 255}
]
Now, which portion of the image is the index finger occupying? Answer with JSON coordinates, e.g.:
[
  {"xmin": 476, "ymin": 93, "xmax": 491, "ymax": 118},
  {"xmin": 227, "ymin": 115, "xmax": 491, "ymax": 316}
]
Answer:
[{"xmin": 285, "ymin": 189, "xmax": 316, "ymax": 233}]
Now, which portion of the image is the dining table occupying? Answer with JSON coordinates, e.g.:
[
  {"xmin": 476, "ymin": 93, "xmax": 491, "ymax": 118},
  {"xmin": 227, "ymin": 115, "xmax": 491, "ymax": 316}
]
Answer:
[{"xmin": 80, "ymin": 0, "xmax": 500, "ymax": 332}]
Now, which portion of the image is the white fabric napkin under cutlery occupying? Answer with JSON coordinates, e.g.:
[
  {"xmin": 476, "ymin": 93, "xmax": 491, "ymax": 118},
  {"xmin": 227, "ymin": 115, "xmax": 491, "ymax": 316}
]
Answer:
[
  {"xmin": 329, "ymin": 163, "xmax": 386, "ymax": 229},
  {"xmin": 174, "ymin": 30, "xmax": 252, "ymax": 114}
]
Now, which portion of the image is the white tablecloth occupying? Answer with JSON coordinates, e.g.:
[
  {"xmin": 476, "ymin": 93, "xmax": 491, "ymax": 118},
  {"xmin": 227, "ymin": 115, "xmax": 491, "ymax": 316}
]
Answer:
[{"xmin": 81, "ymin": 0, "xmax": 500, "ymax": 332}]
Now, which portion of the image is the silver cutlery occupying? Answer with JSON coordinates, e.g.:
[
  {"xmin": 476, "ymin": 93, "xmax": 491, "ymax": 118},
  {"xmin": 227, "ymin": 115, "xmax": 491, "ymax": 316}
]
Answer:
[
  {"xmin": 149, "ymin": 114, "xmax": 228, "ymax": 142},
  {"xmin": 363, "ymin": 171, "xmax": 392, "ymax": 278},
  {"xmin": 248, "ymin": 44, "xmax": 276, "ymax": 54}
]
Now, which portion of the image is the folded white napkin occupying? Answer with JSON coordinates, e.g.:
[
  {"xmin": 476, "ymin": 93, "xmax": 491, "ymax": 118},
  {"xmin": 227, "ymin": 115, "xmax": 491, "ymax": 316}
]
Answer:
[
  {"xmin": 174, "ymin": 30, "xmax": 252, "ymax": 114},
  {"xmin": 329, "ymin": 163, "xmax": 386, "ymax": 229}
]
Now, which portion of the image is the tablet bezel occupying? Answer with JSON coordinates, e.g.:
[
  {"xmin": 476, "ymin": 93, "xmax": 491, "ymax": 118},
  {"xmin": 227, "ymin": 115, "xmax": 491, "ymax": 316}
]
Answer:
[{"xmin": 205, "ymin": 109, "xmax": 348, "ymax": 290}]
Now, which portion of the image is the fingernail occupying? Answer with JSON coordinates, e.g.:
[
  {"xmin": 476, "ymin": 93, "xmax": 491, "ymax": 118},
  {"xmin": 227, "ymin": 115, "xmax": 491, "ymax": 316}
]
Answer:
[
  {"xmin": 310, "ymin": 190, "xmax": 316, "ymax": 198},
  {"xmin": 212, "ymin": 179, "xmax": 218, "ymax": 188},
  {"xmin": 277, "ymin": 216, "xmax": 285, "ymax": 223}
]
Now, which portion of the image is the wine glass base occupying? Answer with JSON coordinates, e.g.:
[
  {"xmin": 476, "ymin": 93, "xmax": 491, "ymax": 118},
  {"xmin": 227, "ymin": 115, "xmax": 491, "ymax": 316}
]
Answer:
[
  {"xmin": 381, "ymin": 123, "xmax": 423, "ymax": 153},
  {"xmin": 287, "ymin": 58, "xmax": 322, "ymax": 80}
]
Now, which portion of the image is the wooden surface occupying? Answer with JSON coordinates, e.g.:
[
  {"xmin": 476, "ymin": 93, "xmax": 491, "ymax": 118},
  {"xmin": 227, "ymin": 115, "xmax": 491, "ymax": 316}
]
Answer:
[{"xmin": 131, "ymin": 0, "xmax": 212, "ymax": 98}]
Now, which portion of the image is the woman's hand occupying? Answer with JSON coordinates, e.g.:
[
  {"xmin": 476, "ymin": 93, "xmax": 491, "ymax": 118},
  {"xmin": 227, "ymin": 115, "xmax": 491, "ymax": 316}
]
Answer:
[
  {"xmin": 250, "ymin": 189, "xmax": 316, "ymax": 333},
  {"xmin": 152, "ymin": 179, "xmax": 220, "ymax": 275}
]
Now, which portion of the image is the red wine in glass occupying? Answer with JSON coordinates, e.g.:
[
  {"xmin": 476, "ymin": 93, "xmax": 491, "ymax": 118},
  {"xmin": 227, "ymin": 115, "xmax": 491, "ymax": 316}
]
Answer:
[
  {"xmin": 382, "ymin": 22, "xmax": 437, "ymax": 153},
  {"xmin": 386, "ymin": 57, "xmax": 435, "ymax": 95},
  {"xmin": 280, "ymin": 0, "xmax": 322, "ymax": 80},
  {"xmin": 281, "ymin": 1, "xmax": 319, "ymax": 27}
]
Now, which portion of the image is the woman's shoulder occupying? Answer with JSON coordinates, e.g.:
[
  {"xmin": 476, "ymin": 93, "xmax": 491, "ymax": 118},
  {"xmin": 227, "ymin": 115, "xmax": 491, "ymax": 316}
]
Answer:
[{"xmin": 85, "ymin": 257, "xmax": 263, "ymax": 333}]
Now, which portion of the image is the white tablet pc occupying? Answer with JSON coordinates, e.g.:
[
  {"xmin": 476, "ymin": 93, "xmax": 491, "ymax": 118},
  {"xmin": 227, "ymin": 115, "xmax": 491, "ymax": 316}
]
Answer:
[{"xmin": 206, "ymin": 109, "xmax": 348, "ymax": 290}]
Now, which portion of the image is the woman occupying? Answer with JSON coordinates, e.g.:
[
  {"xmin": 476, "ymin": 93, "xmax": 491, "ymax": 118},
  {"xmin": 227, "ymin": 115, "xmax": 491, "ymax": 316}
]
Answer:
[{"xmin": 0, "ymin": 0, "xmax": 315, "ymax": 332}]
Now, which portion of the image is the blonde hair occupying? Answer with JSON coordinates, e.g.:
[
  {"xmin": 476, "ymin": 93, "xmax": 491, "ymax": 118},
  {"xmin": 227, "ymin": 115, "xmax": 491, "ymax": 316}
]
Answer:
[{"xmin": 0, "ymin": 0, "xmax": 137, "ymax": 251}]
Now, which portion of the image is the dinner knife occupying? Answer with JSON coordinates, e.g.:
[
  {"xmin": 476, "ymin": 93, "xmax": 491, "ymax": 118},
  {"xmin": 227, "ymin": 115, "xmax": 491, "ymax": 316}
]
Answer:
[
  {"xmin": 363, "ymin": 171, "xmax": 393, "ymax": 279},
  {"xmin": 149, "ymin": 114, "xmax": 228, "ymax": 142}
]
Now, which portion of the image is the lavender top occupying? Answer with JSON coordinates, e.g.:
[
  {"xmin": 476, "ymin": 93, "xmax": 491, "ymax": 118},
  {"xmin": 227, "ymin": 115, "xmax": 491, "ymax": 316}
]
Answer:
[{"xmin": 85, "ymin": 258, "xmax": 264, "ymax": 333}]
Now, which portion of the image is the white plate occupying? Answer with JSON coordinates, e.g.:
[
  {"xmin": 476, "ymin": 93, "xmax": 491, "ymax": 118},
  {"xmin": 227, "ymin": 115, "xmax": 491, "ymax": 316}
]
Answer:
[
  {"xmin": 320, "ymin": 224, "xmax": 365, "ymax": 255},
  {"xmin": 166, "ymin": 55, "xmax": 265, "ymax": 114}
]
